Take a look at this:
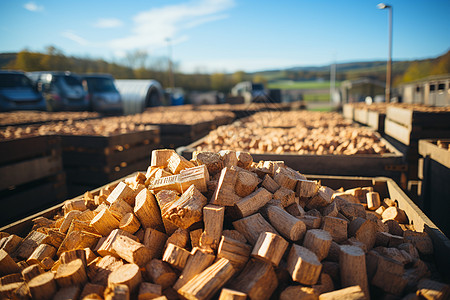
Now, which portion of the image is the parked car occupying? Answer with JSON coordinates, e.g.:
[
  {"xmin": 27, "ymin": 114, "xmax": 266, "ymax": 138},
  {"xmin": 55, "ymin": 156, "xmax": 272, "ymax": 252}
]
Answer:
[
  {"xmin": 0, "ymin": 70, "xmax": 46, "ymax": 111},
  {"xmin": 27, "ymin": 71, "xmax": 89, "ymax": 111},
  {"xmin": 81, "ymin": 74, "xmax": 123, "ymax": 114}
]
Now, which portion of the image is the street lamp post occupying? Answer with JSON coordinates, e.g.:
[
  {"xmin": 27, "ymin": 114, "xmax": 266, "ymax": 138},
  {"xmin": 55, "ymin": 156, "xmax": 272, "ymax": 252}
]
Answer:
[{"xmin": 377, "ymin": 3, "xmax": 393, "ymax": 103}]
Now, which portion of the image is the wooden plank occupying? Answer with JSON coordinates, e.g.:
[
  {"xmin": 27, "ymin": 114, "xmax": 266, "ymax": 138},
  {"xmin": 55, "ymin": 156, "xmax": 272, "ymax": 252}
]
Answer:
[
  {"xmin": 342, "ymin": 104, "xmax": 354, "ymax": 120},
  {"xmin": 387, "ymin": 106, "xmax": 450, "ymax": 129},
  {"xmin": 419, "ymin": 139, "xmax": 450, "ymax": 169},
  {"xmin": 0, "ymin": 136, "xmax": 61, "ymax": 166},
  {"xmin": 385, "ymin": 119, "xmax": 412, "ymax": 145},
  {"xmin": 0, "ymin": 152, "xmax": 63, "ymax": 191},
  {"xmin": 386, "ymin": 107, "xmax": 414, "ymax": 128},
  {"xmin": 354, "ymin": 108, "xmax": 368, "ymax": 125},
  {"xmin": 367, "ymin": 111, "xmax": 385, "ymax": 133}
]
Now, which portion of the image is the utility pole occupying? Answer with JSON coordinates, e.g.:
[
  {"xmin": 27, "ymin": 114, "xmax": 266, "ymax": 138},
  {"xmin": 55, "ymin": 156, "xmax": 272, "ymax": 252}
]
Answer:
[{"xmin": 378, "ymin": 3, "xmax": 393, "ymax": 103}]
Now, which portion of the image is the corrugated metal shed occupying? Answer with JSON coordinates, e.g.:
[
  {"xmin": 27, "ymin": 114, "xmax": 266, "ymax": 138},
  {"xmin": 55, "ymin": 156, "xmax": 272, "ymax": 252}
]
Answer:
[{"xmin": 115, "ymin": 79, "xmax": 164, "ymax": 114}]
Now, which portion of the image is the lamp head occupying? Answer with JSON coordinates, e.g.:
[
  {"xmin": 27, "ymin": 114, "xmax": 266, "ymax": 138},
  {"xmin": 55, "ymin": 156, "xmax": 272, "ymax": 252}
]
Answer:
[{"xmin": 377, "ymin": 3, "xmax": 391, "ymax": 9}]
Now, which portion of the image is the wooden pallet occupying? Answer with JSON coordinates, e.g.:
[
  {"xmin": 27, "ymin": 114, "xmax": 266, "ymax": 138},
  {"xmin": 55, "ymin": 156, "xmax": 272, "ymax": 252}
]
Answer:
[
  {"xmin": 178, "ymin": 135, "xmax": 407, "ymax": 183},
  {"xmin": 418, "ymin": 139, "xmax": 450, "ymax": 237}
]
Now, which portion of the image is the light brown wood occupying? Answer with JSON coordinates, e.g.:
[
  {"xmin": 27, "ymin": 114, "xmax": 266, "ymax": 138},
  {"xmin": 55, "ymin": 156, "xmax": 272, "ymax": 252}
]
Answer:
[
  {"xmin": 303, "ymin": 229, "xmax": 332, "ymax": 261},
  {"xmin": 119, "ymin": 212, "xmax": 141, "ymax": 234},
  {"xmin": 190, "ymin": 228, "xmax": 202, "ymax": 249},
  {"xmin": 162, "ymin": 243, "xmax": 191, "ymax": 270},
  {"xmin": 348, "ymin": 217, "xmax": 376, "ymax": 250},
  {"xmin": 339, "ymin": 245, "xmax": 369, "ymax": 298},
  {"xmin": 371, "ymin": 254, "xmax": 408, "ymax": 295},
  {"xmin": 0, "ymin": 282, "xmax": 24, "ymax": 299},
  {"xmin": 366, "ymin": 192, "xmax": 381, "ymax": 211},
  {"xmin": 66, "ymin": 219, "xmax": 98, "ymax": 236},
  {"xmin": 200, "ymin": 204, "xmax": 225, "ymax": 251},
  {"xmin": 210, "ymin": 167, "xmax": 240, "ymax": 206},
  {"xmin": 63, "ymin": 199, "xmax": 87, "ymax": 215},
  {"xmin": 313, "ymin": 272, "xmax": 335, "ymax": 295},
  {"xmin": 179, "ymin": 164, "xmax": 210, "ymax": 193},
  {"xmin": 261, "ymin": 174, "xmax": 280, "ymax": 193},
  {"xmin": 15, "ymin": 231, "xmax": 47, "ymax": 260},
  {"xmin": 287, "ymin": 244, "xmax": 322, "ymax": 285},
  {"xmin": 155, "ymin": 190, "xmax": 180, "ymax": 235},
  {"xmin": 55, "ymin": 258, "xmax": 87, "ymax": 288},
  {"xmin": 234, "ymin": 187, "xmax": 273, "ymax": 218},
  {"xmin": 28, "ymin": 272, "xmax": 57, "ymax": 300},
  {"xmin": 59, "ymin": 210, "xmax": 82, "ymax": 233},
  {"xmin": 134, "ymin": 188, "xmax": 164, "ymax": 231},
  {"xmin": 149, "ymin": 174, "xmax": 183, "ymax": 194},
  {"xmin": 110, "ymin": 199, "xmax": 133, "ymax": 221},
  {"xmin": 60, "ymin": 249, "xmax": 87, "ymax": 266},
  {"xmin": 88, "ymin": 255, "xmax": 124, "ymax": 286},
  {"xmin": 53, "ymin": 286, "xmax": 81, "ymax": 300},
  {"xmin": 96, "ymin": 228, "xmax": 138, "ymax": 257},
  {"xmin": 166, "ymin": 228, "xmax": 189, "ymax": 249},
  {"xmin": 280, "ymin": 286, "xmax": 319, "ymax": 300},
  {"xmin": 40, "ymin": 257, "xmax": 55, "ymax": 271},
  {"xmin": 178, "ymin": 258, "xmax": 235, "ymax": 300},
  {"xmin": 403, "ymin": 230, "xmax": 433, "ymax": 255},
  {"xmin": 0, "ymin": 249, "xmax": 21, "ymax": 276},
  {"xmin": 111, "ymin": 235, "xmax": 152, "ymax": 267},
  {"xmin": 222, "ymin": 230, "xmax": 247, "ymax": 244},
  {"xmin": 321, "ymin": 216, "xmax": 348, "ymax": 243},
  {"xmin": 90, "ymin": 208, "xmax": 120, "ymax": 236},
  {"xmin": 173, "ymin": 247, "xmax": 216, "ymax": 291},
  {"xmin": 57, "ymin": 230, "xmax": 100, "ymax": 257},
  {"xmin": 228, "ymin": 259, "xmax": 278, "ymax": 300},
  {"xmin": 416, "ymin": 278, "xmax": 450, "ymax": 300},
  {"xmin": 274, "ymin": 167, "xmax": 300, "ymax": 190},
  {"xmin": 104, "ymin": 283, "xmax": 129, "ymax": 300},
  {"xmin": 151, "ymin": 149, "xmax": 176, "ymax": 168},
  {"xmin": 108, "ymin": 263, "xmax": 142, "ymax": 294},
  {"xmin": 192, "ymin": 151, "xmax": 224, "ymax": 176},
  {"xmin": 143, "ymin": 228, "xmax": 168, "ymax": 259},
  {"xmin": 22, "ymin": 263, "xmax": 44, "ymax": 282},
  {"xmin": 266, "ymin": 205, "xmax": 306, "ymax": 241},
  {"xmin": 80, "ymin": 283, "xmax": 105, "ymax": 299},
  {"xmin": 296, "ymin": 179, "xmax": 320, "ymax": 199},
  {"xmin": 0, "ymin": 234, "xmax": 23, "ymax": 254},
  {"xmin": 219, "ymin": 288, "xmax": 247, "ymax": 300},
  {"xmin": 232, "ymin": 213, "xmax": 278, "ymax": 245},
  {"xmin": 145, "ymin": 259, "xmax": 177, "ymax": 290},
  {"xmin": 307, "ymin": 186, "xmax": 334, "ymax": 210},
  {"xmin": 235, "ymin": 170, "xmax": 259, "ymax": 197},
  {"xmin": 298, "ymin": 215, "xmax": 322, "ymax": 230},
  {"xmin": 26, "ymin": 244, "xmax": 56, "ymax": 265},
  {"xmin": 382, "ymin": 206, "xmax": 408, "ymax": 224},
  {"xmin": 168, "ymin": 152, "xmax": 196, "ymax": 174},
  {"xmin": 218, "ymin": 150, "xmax": 239, "ymax": 168},
  {"xmin": 273, "ymin": 187, "xmax": 296, "ymax": 207},
  {"xmin": 0, "ymin": 273, "xmax": 22, "ymax": 285},
  {"xmin": 236, "ymin": 151, "xmax": 253, "ymax": 169},
  {"xmin": 138, "ymin": 282, "xmax": 162, "ymax": 300},
  {"xmin": 217, "ymin": 236, "xmax": 251, "ymax": 272},
  {"xmin": 106, "ymin": 181, "xmax": 136, "ymax": 206},
  {"xmin": 318, "ymin": 285, "xmax": 366, "ymax": 300},
  {"xmin": 251, "ymin": 232, "xmax": 288, "ymax": 267}
]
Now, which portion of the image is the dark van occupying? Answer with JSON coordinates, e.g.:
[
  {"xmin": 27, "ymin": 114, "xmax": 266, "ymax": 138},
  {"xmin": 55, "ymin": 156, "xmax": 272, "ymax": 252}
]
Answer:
[
  {"xmin": 0, "ymin": 70, "xmax": 46, "ymax": 111},
  {"xmin": 27, "ymin": 71, "xmax": 89, "ymax": 111},
  {"xmin": 81, "ymin": 74, "xmax": 123, "ymax": 114}
]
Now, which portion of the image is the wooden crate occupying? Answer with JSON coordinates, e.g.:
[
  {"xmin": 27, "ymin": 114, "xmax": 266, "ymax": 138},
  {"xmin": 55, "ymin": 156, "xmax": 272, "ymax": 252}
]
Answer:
[
  {"xmin": 179, "ymin": 136, "xmax": 407, "ymax": 183},
  {"xmin": 418, "ymin": 139, "xmax": 450, "ymax": 237},
  {"xmin": 2, "ymin": 173, "xmax": 448, "ymax": 279},
  {"xmin": 157, "ymin": 121, "xmax": 213, "ymax": 148},
  {"xmin": 61, "ymin": 127, "xmax": 159, "ymax": 196},
  {"xmin": 353, "ymin": 108, "xmax": 369, "ymax": 125},
  {"xmin": 367, "ymin": 110, "xmax": 386, "ymax": 133},
  {"xmin": 342, "ymin": 103, "xmax": 354, "ymax": 120}
]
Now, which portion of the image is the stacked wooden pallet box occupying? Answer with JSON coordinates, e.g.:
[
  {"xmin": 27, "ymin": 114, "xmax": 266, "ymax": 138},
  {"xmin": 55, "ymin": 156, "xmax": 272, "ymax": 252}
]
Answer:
[
  {"xmin": 0, "ymin": 149, "xmax": 449, "ymax": 299},
  {"xmin": 417, "ymin": 139, "xmax": 450, "ymax": 237}
]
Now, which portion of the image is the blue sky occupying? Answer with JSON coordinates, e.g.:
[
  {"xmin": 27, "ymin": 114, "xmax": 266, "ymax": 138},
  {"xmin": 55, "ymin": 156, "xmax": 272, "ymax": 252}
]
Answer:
[{"xmin": 0, "ymin": 0, "xmax": 449, "ymax": 73}]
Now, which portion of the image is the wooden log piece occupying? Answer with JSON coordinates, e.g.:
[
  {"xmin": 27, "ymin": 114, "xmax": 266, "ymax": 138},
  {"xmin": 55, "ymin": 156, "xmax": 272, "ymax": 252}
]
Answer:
[
  {"xmin": 296, "ymin": 179, "xmax": 320, "ymax": 199},
  {"xmin": 59, "ymin": 210, "xmax": 82, "ymax": 233},
  {"xmin": 40, "ymin": 257, "xmax": 55, "ymax": 271},
  {"xmin": 178, "ymin": 258, "xmax": 235, "ymax": 300},
  {"xmin": 166, "ymin": 228, "xmax": 189, "ymax": 249},
  {"xmin": 179, "ymin": 164, "xmax": 209, "ymax": 193},
  {"xmin": 287, "ymin": 244, "xmax": 322, "ymax": 285},
  {"xmin": 234, "ymin": 187, "xmax": 272, "ymax": 218},
  {"xmin": 210, "ymin": 167, "xmax": 240, "ymax": 206},
  {"xmin": 251, "ymin": 232, "xmax": 288, "ymax": 267},
  {"xmin": 162, "ymin": 184, "xmax": 207, "ymax": 229},
  {"xmin": 200, "ymin": 204, "xmax": 225, "ymax": 251},
  {"xmin": 261, "ymin": 174, "xmax": 280, "ymax": 193},
  {"xmin": 88, "ymin": 255, "xmax": 124, "ymax": 286},
  {"xmin": 53, "ymin": 286, "xmax": 81, "ymax": 300},
  {"xmin": 338, "ymin": 245, "xmax": 369, "ymax": 298},
  {"xmin": 151, "ymin": 149, "xmax": 176, "ymax": 168},
  {"xmin": 193, "ymin": 151, "xmax": 224, "ymax": 176},
  {"xmin": 0, "ymin": 249, "xmax": 21, "ymax": 276},
  {"xmin": 403, "ymin": 230, "xmax": 433, "ymax": 255},
  {"xmin": 167, "ymin": 152, "xmax": 195, "ymax": 174},
  {"xmin": 280, "ymin": 286, "xmax": 319, "ymax": 300},
  {"xmin": 143, "ymin": 228, "xmax": 168, "ymax": 259},
  {"xmin": 26, "ymin": 244, "xmax": 56, "ymax": 265},
  {"xmin": 219, "ymin": 288, "xmax": 247, "ymax": 300},
  {"xmin": 298, "ymin": 215, "xmax": 322, "ymax": 230},
  {"xmin": 96, "ymin": 229, "xmax": 138, "ymax": 257},
  {"xmin": 119, "ymin": 212, "xmax": 141, "ymax": 234},
  {"xmin": 321, "ymin": 216, "xmax": 348, "ymax": 243},
  {"xmin": 303, "ymin": 229, "xmax": 332, "ymax": 261},
  {"xmin": 55, "ymin": 258, "xmax": 87, "ymax": 288},
  {"xmin": 138, "ymin": 282, "xmax": 162, "ymax": 300},
  {"xmin": 236, "ymin": 151, "xmax": 253, "ymax": 169},
  {"xmin": 218, "ymin": 150, "xmax": 238, "ymax": 168},
  {"xmin": 0, "ymin": 234, "xmax": 23, "ymax": 254},
  {"xmin": 22, "ymin": 263, "xmax": 44, "ymax": 282},
  {"xmin": 90, "ymin": 208, "xmax": 120, "ymax": 236},
  {"xmin": 149, "ymin": 174, "xmax": 182, "ymax": 194},
  {"xmin": 162, "ymin": 243, "xmax": 191, "ymax": 270},
  {"xmin": 307, "ymin": 186, "xmax": 334, "ymax": 210},
  {"xmin": 14, "ymin": 231, "xmax": 47, "ymax": 260},
  {"xmin": 274, "ymin": 187, "xmax": 296, "ymax": 207},
  {"xmin": 108, "ymin": 263, "xmax": 142, "ymax": 294},
  {"xmin": 109, "ymin": 199, "xmax": 133, "ymax": 221},
  {"xmin": 110, "ymin": 235, "xmax": 151, "ymax": 267},
  {"xmin": 366, "ymin": 192, "xmax": 381, "ymax": 211},
  {"xmin": 80, "ymin": 283, "xmax": 105, "ymax": 299},
  {"xmin": 145, "ymin": 259, "xmax": 177, "ymax": 290},
  {"xmin": 63, "ymin": 199, "xmax": 87, "ymax": 215},
  {"xmin": 228, "ymin": 259, "xmax": 278, "ymax": 300},
  {"xmin": 190, "ymin": 228, "xmax": 202, "ymax": 249},
  {"xmin": 60, "ymin": 249, "xmax": 87, "ymax": 266},
  {"xmin": 417, "ymin": 278, "xmax": 450, "ymax": 300},
  {"xmin": 318, "ymin": 285, "xmax": 366, "ymax": 300},
  {"xmin": 382, "ymin": 206, "xmax": 408, "ymax": 224},
  {"xmin": 235, "ymin": 170, "xmax": 260, "ymax": 197},
  {"xmin": 371, "ymin": 254, "xmax": 408, "ymax": 296},
  {"xmin": 104, "ymin": 284, "xmax": 129, "ymax": 300},
  {"xmin": 155, "ymin": 190, "xmax": 180, "ymax": 235},
  {"xmin": 217, "ymin": 236, "xmax": 252, "ymax": 271},
  {"xmin": 134, "ymin": 188, "xmax": 164, "ymax": 231},
  {"xmin": 173, "ymin": 248, "xmax": 215, "ymax": 291},
  {"xmin": 28, "ymin": 272, "xmax": 57, "ymax": 300},
  {"xmin": 222, "ymin": 230, "xmax": 247, "ymax": 244},
  {"xmin": 232, "ymin": 213, "xmax": 278, "ymax": 245},
  {"xmin": 348, "ymin": 217, "xmax": 376, "ymax": 250},
  {"xmin": 266, "ymin": 205, "xmax": 306, "ymax": 241},
  {"xmin": 106, "ymin": 182, "xmax": 136, "ymax": 206}
]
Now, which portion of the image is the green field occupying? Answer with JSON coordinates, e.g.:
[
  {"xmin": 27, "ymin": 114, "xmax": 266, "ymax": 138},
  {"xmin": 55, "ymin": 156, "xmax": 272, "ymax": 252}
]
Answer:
[
  {"xmin": 268, "ymin": 80, "xmax": 340, "ymax": 90},
  {"xmin": 303, "ymin": 93, "xmax": 330, "ymax": 102}
]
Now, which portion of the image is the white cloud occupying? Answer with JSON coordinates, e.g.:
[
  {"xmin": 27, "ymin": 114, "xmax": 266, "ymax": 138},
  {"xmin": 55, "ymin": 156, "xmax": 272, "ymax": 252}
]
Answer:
[
  {"xmin": 61, "ymin": 31, "xmax": 89, "ymax": 46},
  {"xmin": 24, "ymin": 2, "xmax": 44, "ymax": 12},
  {"xmin": 94, "ymin": 18, "xmax": 124, "ymax": 29},
  {"xmin": 108, "ymin": 0, "xmax": 234, "ymax": 52}
]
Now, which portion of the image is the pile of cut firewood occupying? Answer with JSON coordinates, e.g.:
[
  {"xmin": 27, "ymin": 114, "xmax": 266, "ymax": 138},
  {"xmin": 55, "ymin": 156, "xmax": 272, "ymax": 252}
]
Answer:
[{"xmin": 0, "ymin": 149, "xmax": 448, "ymax": 300}]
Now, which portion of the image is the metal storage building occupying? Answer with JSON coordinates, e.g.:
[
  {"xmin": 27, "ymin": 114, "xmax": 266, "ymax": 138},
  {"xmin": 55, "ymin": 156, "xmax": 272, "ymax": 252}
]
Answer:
[{"xmin": 115, "ymin": 80, "xmax": 164, "ymax": 114}]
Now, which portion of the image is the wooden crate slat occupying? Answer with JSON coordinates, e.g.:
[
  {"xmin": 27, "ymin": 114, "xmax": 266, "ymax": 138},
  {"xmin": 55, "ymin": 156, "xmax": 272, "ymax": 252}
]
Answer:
[
  {"xmin": 385, "ymin": 119, "xmax": 412, "ymax": 145},
  {"xmin": 0, "ymin": 135, "xmax": 60, "ymax": 166},
  {"xmin": 354, "ymin": 108, "xmax": 369, "ymax": 125},
  {"xmin": 419, "ymin": 139, "xmax": 450, "ymax": 168}
]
